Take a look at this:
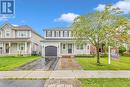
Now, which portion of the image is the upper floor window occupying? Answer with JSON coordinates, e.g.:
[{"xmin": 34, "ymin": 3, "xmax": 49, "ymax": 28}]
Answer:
[
  {"xmin": 46, "ymin": 31, "xmax": 52, "ymax": 37},
  {"xmin": 45, "ymin": 30, "xmax": 72, "ymax": 38},
  {"xmin": 54, "ymin": 31, "xmax": 60, "ymax": 37},
  {"xmin": 63, "ymin": 31, "xmax": 68, "ymax": 37},
  {"xmin": 56, "ymin": 31, "xmax": 60, "ymax": 37},
  {"xmin": 5, "ymin": 31, "xmax": 11, "ymax": 38},
  {"xmin": 56, "ymin": 31, "xmax": 59, "ymax": 37},
  {"xmin": 17, "ymin": 31, "xmax": 28, "ymax": 38},
  {"xmin": 69, "ymin": 31, "xmax": 72, "ymax": 37}
]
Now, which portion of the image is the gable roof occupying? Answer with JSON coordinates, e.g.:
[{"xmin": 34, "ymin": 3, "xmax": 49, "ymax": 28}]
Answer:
[
  {"xmin": 0, "ymin": 23, "xmax": 13, "ymax": 29},
  {"xmin": 13, "ymin": 25, "xmax": 32, "ymax": 31},
  {"xmin": 0, "ymin": 23, "xmax": 43, "ymax": 38}
]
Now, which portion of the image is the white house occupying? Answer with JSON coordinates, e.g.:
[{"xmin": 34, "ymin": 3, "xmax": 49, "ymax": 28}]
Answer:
[
  {"xmin": 42, "ymin": 28, "xmax": 96, "ymax": 58},
  {"xmin": 0, "ymin": 23, "xmax": 43, "ymax": 56}
]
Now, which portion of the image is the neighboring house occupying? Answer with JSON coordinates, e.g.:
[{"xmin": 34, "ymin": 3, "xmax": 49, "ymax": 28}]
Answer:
[
  {"xmin": 42, "ymin": 28, "xmax": 95, "ymax": 58},
  {"xmin": 128, "ymin": 35, "xmax": 130, "ymax": 53},
  {"xmin": 125, "ymin": 34, "xmax": 130, "ymax": 53},
  {"xmin": 0, "ymin": 23, "xmax": 43, "ymax": 56}
]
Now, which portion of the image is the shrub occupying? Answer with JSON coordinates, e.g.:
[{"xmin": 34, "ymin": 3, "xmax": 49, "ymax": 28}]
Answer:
[
  {"xmin": 123, "ymin": 53, "xmax": 130, "ymax": 57},
  {"xmin": 119, "ymin": 46, "xmax": 126, "ymax": 55},
  {"xmin": 100, "ymin": 53, "xmax": 108, "ymax": 58},
  {"xmin": 75, "ymin": 54, "xmax": 95, "ymax": 58}
]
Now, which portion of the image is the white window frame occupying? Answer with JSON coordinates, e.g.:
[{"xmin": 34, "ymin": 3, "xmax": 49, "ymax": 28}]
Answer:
[
  {"xmin": 46, "ymin": 31, "xmax": 52, "ymax": 37},
  {"xmin": 56, "ymin": 31, "xmax": 59, "ymax": 37},
  {"xmin": 77, "ymin": 44, "xmax": 84, "ymax": 50},
  {"xmin": 63, "ymin": 44, "xmax": 66, "ymax": 49},
  {"xmin": 17, "ymin": 31, "xmax": 28, "ymax": 38},
  {"xmin": 0, "ymin": 43, "xmax": 3, "ymax": 47},
  {"xmin": 5, "ymin": 30, "xmax": 11, "ymax": 38},
  {"xmin": 18, "ymin": 43, "xmax": 25, "ymax": 51},
  {"xmin": 64, "ymin": 31, "xmax": 68, "ymax": 37}
]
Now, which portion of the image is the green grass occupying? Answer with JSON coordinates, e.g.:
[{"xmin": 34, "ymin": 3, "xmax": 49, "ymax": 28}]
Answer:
[
  {"xmin": 76, "ymin": 56, "xmax": 130, "ymax": 70},
  {"xmin": 0, "ymin": 56, "xmax": 40, "ymax": 71},
  {"xmin": 80, "ymin": 78, "xmax": 130, "ymax": 87}
]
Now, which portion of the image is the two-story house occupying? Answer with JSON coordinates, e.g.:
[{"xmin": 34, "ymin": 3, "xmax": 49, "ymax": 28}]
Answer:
[
  {"xmin": 0, "ymin": 23, "xmax": 43, "ymax": 56},
  {"xmin": 42, "ymin": 28, "xmax": 96, "ymax": 58}
]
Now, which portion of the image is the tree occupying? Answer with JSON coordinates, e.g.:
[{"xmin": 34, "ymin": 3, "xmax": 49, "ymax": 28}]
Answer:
[{"xmin": 72, "ymin": 5, "xmax": 130, "ymax": 64}]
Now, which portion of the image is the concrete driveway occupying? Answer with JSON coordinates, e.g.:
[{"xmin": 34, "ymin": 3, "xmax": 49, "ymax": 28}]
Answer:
[{"xmin": 0, "ymin": 80, "xmax": 45, "ymax": 87}]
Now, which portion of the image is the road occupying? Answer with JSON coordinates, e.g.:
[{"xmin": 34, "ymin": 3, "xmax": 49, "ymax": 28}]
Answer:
[{"xmin": 0, "ymin": 80, "xmax": 45, "ymax": 87}]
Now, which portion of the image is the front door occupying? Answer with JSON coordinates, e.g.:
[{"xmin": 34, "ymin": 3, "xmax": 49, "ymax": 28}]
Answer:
[
  {"xmin": 0, "ymin": 47, "xmax": 2, "ymax": 54},
  {"xmin": 5, "ymin": 44, "xmax": 9, "ymax": 53},
  {"xmin": 68, "ymin": 44, "xmax": 72, "ymax": 54}
]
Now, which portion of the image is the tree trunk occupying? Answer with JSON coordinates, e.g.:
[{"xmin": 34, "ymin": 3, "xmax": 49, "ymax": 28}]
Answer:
[
  {"xmin": 96, "ymin": 46, "xmax": 100, "ymax": 64},
  {"xmin": 96, "ymin": 39, "xmax": 100, "ymax": 64}
]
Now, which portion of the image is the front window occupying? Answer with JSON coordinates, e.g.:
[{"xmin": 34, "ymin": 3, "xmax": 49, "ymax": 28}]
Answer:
[
  {"xmin": 87, "ymin": 45, "xmax": 89, "ymax": 49},
  {"xmin": 0, "ymin": 43, "xmax": 3, "ymax": 47},
  {"xmin": 19, "ymin": 43, "xmax": 25, "ymax": 51},
  {"xmin": 63, "ymin": 44, "xmax": 66, "ymax": 49},
  {"xmin": 77, "ymin": 44, "xmax": 83, "ymax": 50},
  {"xmin": 129, "ymin": 46, "xmax": 130, "ymax": 50}
]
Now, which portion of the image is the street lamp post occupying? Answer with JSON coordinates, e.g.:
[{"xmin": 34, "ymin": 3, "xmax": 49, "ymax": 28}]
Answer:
[{"xmin": 108, "ymin": 46, "xmax": 111, "ymax": 64}]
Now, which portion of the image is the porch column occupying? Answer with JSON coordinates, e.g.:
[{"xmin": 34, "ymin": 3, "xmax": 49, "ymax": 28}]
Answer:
[
  {"xmin": 9, "ymin": 42, "xmax": 11, "ymax": 54},
  {"xmin": 42, "ymin": 43, "xmax": 44, "ymax": 57},
  {"xmin": 58, "ymin": 42, "xmax": 61, "ymax": 57},
  {"xmin": 73, "ymin": 43, "xmax": 74, "ymax": 54},
  {"xmin": 3, "ymin": 43, "xmax": 5, "ymax": 54},
  {"xmin": 29, "ymin": 42, "xmax": 32, "ymax": 55},
  {"xmin": 25, "ymin": 42, "xmax": 27, "ymax": 54}
]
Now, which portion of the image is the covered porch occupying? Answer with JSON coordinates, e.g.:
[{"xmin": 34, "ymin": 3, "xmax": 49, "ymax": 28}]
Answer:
[
  {"xmin": 60, "ymin": 43, "xmax": 74, "ymax": 57},
  {"xmin": 43, "ymin": 40, "xmax": 91, "ymax": 58},
  {"xmin": 59, "ymin": 42, "xmax": 90, "ymax": 57},
  {"xmin": 0, "ymin": 42, "xmax": 31, "ymax": 56}
]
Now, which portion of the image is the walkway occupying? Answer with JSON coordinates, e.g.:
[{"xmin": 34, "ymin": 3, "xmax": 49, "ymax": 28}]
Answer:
[
  {"xmin": 1, "ymin": 70, "xmax": 130, "ymax": 79},
  {"xmin": 44, "ymin": 79, "xmax": 82, "ymax": 87},
  {"xmin": 56, "ymin": 57, "xmax": 81, "ymax": 70}
]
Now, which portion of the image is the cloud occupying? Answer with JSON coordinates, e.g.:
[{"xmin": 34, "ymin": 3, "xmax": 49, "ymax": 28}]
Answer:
[
  {"xmin": 0, "ymin": 15, "xmax": 8, "ymax": 21},
  {"xmin": 95, "ymin": 0, "xmax": 130, "ymax": 14},
  {"xmin": 12, "ymin": 24, "xmax": 19, "ymax": 26},
  {"xmin": 54, "ymin": 13, "xmax": 79, "ymax": 23},
  {"xmin": 94, "ymin": 4, "xmax": 106, "ymax": 12}
]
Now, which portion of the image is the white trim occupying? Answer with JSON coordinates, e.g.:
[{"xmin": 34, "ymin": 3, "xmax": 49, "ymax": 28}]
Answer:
[
  {"xmin": 9, "ymin": 42, "xmax": 11, "ymax": 54},
  {"xmin": 25, "ymin": 42, "xmax": 27, "ymax": 54}
]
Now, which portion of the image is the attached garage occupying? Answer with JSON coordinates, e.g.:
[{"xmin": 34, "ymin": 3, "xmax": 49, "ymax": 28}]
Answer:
[{"xmin": 45, "ymin": 46, "xmax": 57, "ymax": 57}]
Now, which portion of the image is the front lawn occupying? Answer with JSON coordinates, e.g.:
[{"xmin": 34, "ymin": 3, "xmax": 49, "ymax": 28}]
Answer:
[
  {"xmin": 80, "ymin": 78, "xmax": 130, "ymax": 87},
  {"xmin": 76, "ymin": 56, "xmax": 130, "ymax": 70},
  {"xmin": 0, "ymin": 56, "xmax": 40, "ymax": 71}
]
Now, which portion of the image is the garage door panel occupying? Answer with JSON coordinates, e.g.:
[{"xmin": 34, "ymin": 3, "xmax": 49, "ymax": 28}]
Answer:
[{"xmin": 45, "ymin": 46, "xmax": 57, "ymax": 56}]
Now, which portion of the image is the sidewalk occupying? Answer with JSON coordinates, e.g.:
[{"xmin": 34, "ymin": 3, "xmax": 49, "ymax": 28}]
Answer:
[{"xmin": 1, "ymin": 70, "xmax": 130, "ymax": 79}]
